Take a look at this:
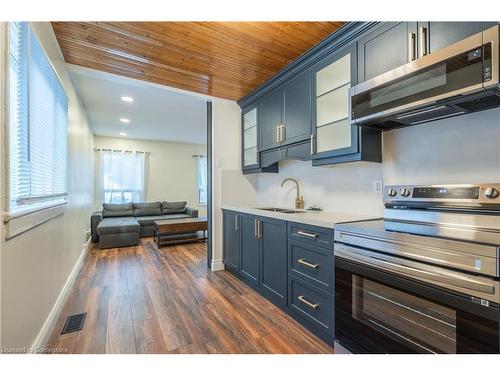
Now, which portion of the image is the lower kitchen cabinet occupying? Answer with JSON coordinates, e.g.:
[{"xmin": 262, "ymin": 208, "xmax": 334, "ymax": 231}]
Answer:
[
  {"xmin": 288, "ymin": 275, "xmax": 334, "ymax": 343},
  {"xmin": 229, "ymin": 212, "xmax": 287, "ymax": 303},
  {"xmin": 260, "ymin": 217, "xmax": 287, "ymax": 307},
  {"xmin": 239, "ymin": 214, "xmax": 260, "ymax": 288},
  {"xmin": 222, "ymin": 210, "xmax": 335, "ymax": 345},
  {"xmin": 223, "ymin": 210, "xmax": 240, "ymax": 271}
]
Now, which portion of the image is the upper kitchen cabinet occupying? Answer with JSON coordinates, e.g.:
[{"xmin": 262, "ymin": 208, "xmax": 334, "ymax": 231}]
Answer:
[
  {"xmin": 241, "ymin": 105, "xmax": 278, "ymax": 174},
  {"xmin": 357, "ymin": 22, "xmax": 418, "ymax": 82},
  {"xmin": 418, "ymin": 22, "xmax": 499, "ymax": 54},
  {"xmin": 260, "ymin": 89, "xmax": 284, "ymax": 151},
  {"xmin": 311, "ymin": 44, "xmax": 382, "ymax": 165},
  {"xmin": 259, "ymin": 72, "xmax": 312, "ymax": 152},
  {"xmin": 242, "ymin": 106, "xmax": 258, "ymax": 169},
  {"xmin": 282, "ymin": 73, "xmax": 312, "ymax": 146},
  {"xmin": 312, "ymin": 44, "xmax": 357, "ymax": 158}
]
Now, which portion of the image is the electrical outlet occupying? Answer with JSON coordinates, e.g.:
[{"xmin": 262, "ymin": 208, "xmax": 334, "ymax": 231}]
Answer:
[{"xmin": 373, "ymin": 180, "xmax": 383, "ymax": 194}]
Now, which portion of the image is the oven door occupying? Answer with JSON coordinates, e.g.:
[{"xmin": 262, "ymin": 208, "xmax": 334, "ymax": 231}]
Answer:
[{"xmin": 335, "ymin": 247, "xmax": 500, "ymax": 354}]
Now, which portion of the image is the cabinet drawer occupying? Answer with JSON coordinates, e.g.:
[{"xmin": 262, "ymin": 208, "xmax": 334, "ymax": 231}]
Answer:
[
  {"xmin": 288, "ymin": 275, "xmax": 334, "ymax": 335},
  {"xmin": 288, "ymin": 240, "xmax": 334, "ymax": 292},
  {"xmin": 288, "ymin": 222, "xmax": 334, "ymax": 249}
]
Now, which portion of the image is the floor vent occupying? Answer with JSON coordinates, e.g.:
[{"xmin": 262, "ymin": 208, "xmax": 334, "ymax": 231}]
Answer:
[{"xmin": 61, "ymin": 313, "xmax": 86, "ymax": 335}]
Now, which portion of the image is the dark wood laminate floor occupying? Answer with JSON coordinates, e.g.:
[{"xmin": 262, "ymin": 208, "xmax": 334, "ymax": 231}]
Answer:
[{"xmin": 46, "ymin": 238, "xmax": 334, "ymax": 354}]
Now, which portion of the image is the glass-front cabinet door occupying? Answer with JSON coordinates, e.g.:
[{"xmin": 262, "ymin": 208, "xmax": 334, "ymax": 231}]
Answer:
[
  {"xmin": 312, "ymin": 44, "xmax": 358, "ymax": 159},
  {"xmin": 242, "ymin": 106, "xmax": 259, "ymax": 169}
]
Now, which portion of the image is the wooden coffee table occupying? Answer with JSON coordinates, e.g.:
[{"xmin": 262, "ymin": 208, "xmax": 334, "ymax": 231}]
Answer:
[{"xmin": 153, "ymin": 216, "xmax": 208, "ymax": 247}]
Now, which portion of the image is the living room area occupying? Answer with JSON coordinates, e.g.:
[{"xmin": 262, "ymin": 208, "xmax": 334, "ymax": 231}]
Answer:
[{"xmin": 76, "ymin": 65, "xmax": 210, "ymax": 250}]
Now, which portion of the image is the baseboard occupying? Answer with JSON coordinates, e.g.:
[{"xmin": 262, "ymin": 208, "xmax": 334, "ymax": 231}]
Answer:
[
  {"xmin": 211, "ymin": 258, "xmax": 225, "ymax": 272},
  {"xmin": 30, "ymin": 237, "xmax": 92, "ymax": 352}
]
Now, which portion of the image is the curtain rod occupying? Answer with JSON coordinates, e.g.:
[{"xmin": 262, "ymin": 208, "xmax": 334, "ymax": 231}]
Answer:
[{"xmin": 94, "ymin": 148, "xmax": 151, "ymax": 155}]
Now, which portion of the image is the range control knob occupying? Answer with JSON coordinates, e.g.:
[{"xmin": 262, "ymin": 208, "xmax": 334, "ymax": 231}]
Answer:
[
  {"xmin": 387, "ymin": 188, "xmax": 397, "ymax": 197},
  {"xmin": 400, "ymin": 188, "xmax": 411, "ymax": 197},
  {"xmin": 484, "ymin": 187, "xmax": 500, "ymax": 199}
]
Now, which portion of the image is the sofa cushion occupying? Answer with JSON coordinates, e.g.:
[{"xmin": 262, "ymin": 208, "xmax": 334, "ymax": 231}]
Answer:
[
  {"xmin": 102, "ymin": 203, "xmax": 134, "ymax": 218},
  {"xmin": 97, "ymin": 218, "xmax": 140, "ymax": 235},
  {"xmin": 162, "ymin": 201, "xmax": 187, "ymax": 214},
  {"xmin": 136, "ymin": 214, "xmax": 191, "ymax": 226},
  {"xmin": 133, "ymin": 202, "xmax": 161, "ymax": 217}
]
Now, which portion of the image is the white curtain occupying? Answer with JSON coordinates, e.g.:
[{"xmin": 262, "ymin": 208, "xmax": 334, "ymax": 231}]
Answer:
[
  {"xmin": 197, "ymin": 156, "xmax": 208, "ymax": 205},
  {"xmin": 97, "ymin": 150, "xmax": 147, "ymax": 204}
]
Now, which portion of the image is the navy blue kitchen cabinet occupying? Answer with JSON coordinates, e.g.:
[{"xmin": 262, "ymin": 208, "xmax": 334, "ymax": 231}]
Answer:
[
  {"xmin": 239, "ymin": 214, "xmax": 260, "ymax": 288},
  {"xmin": 357, "ymin": 22, "xmax": 418, "ymax": 82},
  {"xmin": 241, "ymin": 105, "xmax": 279, "ymax": 175},
  {"xmin": 222, "ymin": 211, "xmax": 335, "ymax": 345},
  {"xmin": 282, "ymin": 72, "xmax": 312, "ymax": 146},
  {"xmin": 259, "ymin": 72, "xmax": 312, "ymax": 152},
  {"xmin": 311, "ymin": 43, "xmax": 382, "ymax": 165},
  {"xmin": 420, "ymin": 22, "xmax": 498, "ymax": 54},
  {"xmin": 259, "ymin": 216, "xmax": 287, "ymax": 307},
  {"xmin": 237, "ymin": 213, "xmax": 287, "ymax": 301},
  {"xmin": 223, "ymin": 210, "xmax": 240, "ymax": 272},
  {"xmin": 259, "ymin": 89, "xmax": 284, "ymax": 152}
]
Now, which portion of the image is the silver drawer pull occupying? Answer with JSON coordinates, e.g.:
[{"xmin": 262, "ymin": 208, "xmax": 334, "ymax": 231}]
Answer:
[
  {"xmin": 297, "ymin": 230, "xmax": 318, "ymax": 239},
  {"xmin": 298, "ymin": 258, "xmax": 319, "ymax": 269},
  {"xmin": 298, "ymin": 295, "xmax": 319, "ymax": 310}
]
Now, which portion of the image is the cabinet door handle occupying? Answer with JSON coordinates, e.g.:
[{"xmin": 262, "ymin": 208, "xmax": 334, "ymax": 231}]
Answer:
[
  {"xmin": 298, "ymin": 295, "xmax": 319, "ymax": 310},
  {"xmin": 276, "ymin": 125, "xmax": 280, "ymax": 143},
  {"xmin": 257, "ymin": 219, "xmax": 262, "ymax": 239},
  {"xmin": 280, "ymin": 124, "xmax": 285, "ymax": 142},
  {"xmin": 418, "ymin": 26, "xmax": 427, "ymax": 58},
  {"xmin": 234, "ymin": 215, "xmax": 239, "ymax": 231},
  {"xmin": 297, "ymin": 230, "xmax": 319, "ymax": 239},
  {"xmin": 310, "ymin": 134, "xmax": 315, "ymax": 155},
  {"xmin": 254, "ymin": 219, "xmax": 258, "ymax": 238},
  {"xmin": 408, "ymin": 32, "xmax": 416, "ymax": 62},
  {"xmin": 298, "ymin": 258, "xmax": 319, "ymax": 269}
]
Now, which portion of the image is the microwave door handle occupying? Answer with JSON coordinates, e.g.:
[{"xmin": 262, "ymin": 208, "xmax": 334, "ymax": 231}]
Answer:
[{"xmin": 337, "ymin": 249, "xmax": 496, "ymax": 296}]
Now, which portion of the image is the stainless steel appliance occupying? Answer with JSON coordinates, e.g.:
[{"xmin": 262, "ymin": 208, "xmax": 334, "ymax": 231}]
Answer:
[
  {"xmin": 334, "ymin": 183, "xmax": 500, "ymax": 353},
  {"xmin": 350, "ymin": 25, "xmax": 500, "ymax": 129}
]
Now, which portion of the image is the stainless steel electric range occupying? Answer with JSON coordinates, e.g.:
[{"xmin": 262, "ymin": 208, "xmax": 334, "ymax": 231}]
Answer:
[{"xmin": 334, "ymin": 183, "xmax": 500, "ymax": 354}]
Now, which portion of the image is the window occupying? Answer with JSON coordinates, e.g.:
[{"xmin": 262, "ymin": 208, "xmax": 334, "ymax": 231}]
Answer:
[
  {"xmin": 7, "ymin": 22, "xmax": 68, "ymax": 213},
  {"xmin": 197, "ymin": 156, "xmax": 207, "ymax": 205},
  {"xmin": 97, "ymin": 150, "xmax": 146, "ymax": 204}
]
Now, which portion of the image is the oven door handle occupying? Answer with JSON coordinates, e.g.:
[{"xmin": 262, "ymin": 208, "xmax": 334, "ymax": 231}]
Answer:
[{"xmin": 335, "ymin": 245, "xmax": 498, "ymax": 299}]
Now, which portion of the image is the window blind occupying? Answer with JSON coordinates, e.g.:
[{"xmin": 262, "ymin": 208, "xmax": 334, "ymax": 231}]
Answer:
[{"xmin": 8, "ymin": 22, "xmax": 68, "ymax": 212}]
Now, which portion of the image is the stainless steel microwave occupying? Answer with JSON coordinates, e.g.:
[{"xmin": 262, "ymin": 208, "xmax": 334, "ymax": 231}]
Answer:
[{"xmin": 350, "ymin": 25, "xmax": 500, "ymax": 129}]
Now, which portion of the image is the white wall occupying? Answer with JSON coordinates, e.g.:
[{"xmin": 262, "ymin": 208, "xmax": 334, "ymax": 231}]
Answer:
[
  {"xmin": 0, "ymin": 22, "xmax": 94, "ymax": 349},
  {"xmin": 257, "ymin": 107, "xmax": 500, "ymax": 217},
  {"xmin": 93, "ymin": 136, "xmax": 207, "ymax": 215}
]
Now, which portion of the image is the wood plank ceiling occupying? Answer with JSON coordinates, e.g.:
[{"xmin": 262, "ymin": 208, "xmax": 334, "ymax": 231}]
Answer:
[{"xmin": 51, "ymin": 22, "xmax": 344, "ymax": 100}]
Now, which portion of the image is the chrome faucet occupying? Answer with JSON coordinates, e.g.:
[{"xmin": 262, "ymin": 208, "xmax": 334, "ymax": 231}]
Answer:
[{"xmin": 281, "ymin": 178, "xmax": 304, "ymax": 209}]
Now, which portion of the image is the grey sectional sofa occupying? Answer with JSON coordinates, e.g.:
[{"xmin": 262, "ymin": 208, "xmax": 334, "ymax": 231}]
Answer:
[{"xmin": 91, "ymin": 201, "xmax": 198, "ymax": 249}]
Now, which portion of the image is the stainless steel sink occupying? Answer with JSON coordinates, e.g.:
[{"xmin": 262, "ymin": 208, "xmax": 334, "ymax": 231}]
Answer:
[{"xmin": 257, "ymin": 207, "xmax": 304, "ymax": 214}]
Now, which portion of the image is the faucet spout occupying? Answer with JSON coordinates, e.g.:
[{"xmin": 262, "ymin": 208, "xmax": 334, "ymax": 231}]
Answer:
[{"xmin": 280, "ymin": 178, "xmax": 304, "ymax": 209}]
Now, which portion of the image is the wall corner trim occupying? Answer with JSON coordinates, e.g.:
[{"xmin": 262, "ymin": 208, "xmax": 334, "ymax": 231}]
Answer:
[
  {"xmin": 211, "ymin": 259, "xmax": 225, "ymax": 272},
  {"xmin": 30, "ymin": 237, "xmax": 92, "ymax": 353}
]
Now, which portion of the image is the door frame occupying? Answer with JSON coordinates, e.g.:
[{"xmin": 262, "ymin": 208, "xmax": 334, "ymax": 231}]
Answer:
[{"xmin": 206, "ymin": 100, "xmax": 213, "ymax": 268}]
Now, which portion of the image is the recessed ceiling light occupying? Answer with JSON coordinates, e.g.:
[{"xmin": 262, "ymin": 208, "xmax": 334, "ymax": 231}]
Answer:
[
  {"xmin": 120, "ymin": 118, "xmax": 130, "ymax": 124},
  {"xmin": 121, "ymin": 96, "xmax": 134, "ymax": 103},
  {"xmin": 119, "ymin": 132, "xmax": 127, "ymax": 136}
]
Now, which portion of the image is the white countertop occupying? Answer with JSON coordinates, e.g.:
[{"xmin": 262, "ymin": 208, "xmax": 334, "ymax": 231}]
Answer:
[{"xmin": 222, "ymin": 205, "xmax": 380, "ymax": 229}]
